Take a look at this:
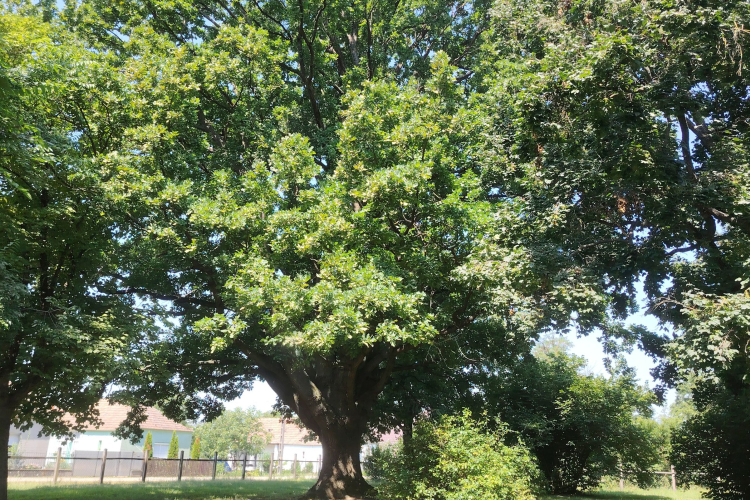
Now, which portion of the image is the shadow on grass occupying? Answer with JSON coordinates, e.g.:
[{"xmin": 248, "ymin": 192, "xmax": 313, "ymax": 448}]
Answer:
[
  {"xmin": 544, "ymin": 493, "xmax": 676, "ymax": 500},
  {"xmin": 8, "ymin": 479, "xmax": 313, "ymax": 500}
]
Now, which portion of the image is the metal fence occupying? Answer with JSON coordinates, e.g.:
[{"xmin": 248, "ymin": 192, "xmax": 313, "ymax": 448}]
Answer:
[
  {"xmin": 7, "ymin": 449, "xmax": 323, "ymax": 484},
  {"xmin": 617, "ymin": 466, "xmax": 678, "ymax": 491}
]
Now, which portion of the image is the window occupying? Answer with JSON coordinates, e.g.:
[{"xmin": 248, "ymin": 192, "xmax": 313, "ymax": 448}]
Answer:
[{"xmin": 153, "ymin": 444, "xmax": 169, "ymax": 458}]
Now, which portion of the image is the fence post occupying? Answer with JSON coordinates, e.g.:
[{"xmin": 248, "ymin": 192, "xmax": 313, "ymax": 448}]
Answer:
[
  {"xmin": 141, "ymin": 452, "xmax": 148, "ymax": 483},
  {"xmin": 619, "ymin": 461, "xmax": 624, "ymax": 490},
  {"xmin": 293, "ymin": 453, "xmax": 298, "ymax": 480},
  {"xmin": 53, "ymin": 447, "xmax": 62, "ymax": 485},
  {"xmin": 212, "ymin": 451, "xmax": 218, "ymax": 480},
  {"xmin": 178, "ymin": 450, "xmax": 184, "ymax": 481},
  {"xmin": 671, "ymin": 465, "xmax": 677, "ymax": 491},
  {"xmin": 99, "ymin": 449, "xmax": 108, "ymax": 484},
  {"xmin": 241, "ymin": 454, "xmax": 247, "ymax": 480},
  {"xmin": 268, "ymin": 456, "xmax": 274, "ymax": 480}
]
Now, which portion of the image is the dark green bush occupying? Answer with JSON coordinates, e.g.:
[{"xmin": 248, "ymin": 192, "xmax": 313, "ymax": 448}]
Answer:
[
  {"xmin": 378, "ymin": 411, "xmax": 541, "ymax": 500},
  {"xmin": 363, "ymin": 443, "xmax": 399, "ymax": 480}
]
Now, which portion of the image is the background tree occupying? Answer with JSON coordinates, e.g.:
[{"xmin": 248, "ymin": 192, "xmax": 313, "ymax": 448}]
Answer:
[
  {"xmin": 671, "ymin": 386, "xmax": 750, "ymax": 499},
  {"xmin": 477, "ymin": 339, "xmax": 661, "ymax": 493},
  {"xmin": 143, "ymin": 432, "xmax": 153, "ymax": 459},
  {"xmin": 190, "ymin": 436, "xmax": 201, "ymax": 460},
  {"xmin": 167, "ymin": 431, "xmax": 179, "ymax": 459},
  {"xmin": 194, "ymin": 408, "xmax": 268, "ymax": 459},
  {"xmin": 479, "ymin": 1, "xmax": 750, "ymax": 497},
  {"xmin": 0, "ymin": 6, "xmax": 146, "ymax": 500}
]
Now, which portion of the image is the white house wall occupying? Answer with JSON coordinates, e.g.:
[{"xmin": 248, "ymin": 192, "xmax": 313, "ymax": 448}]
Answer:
[
  {"xmin": 44, "ymin": 430, "xmax": 191, "ymax": 459},
  {"xmin": 264, "ymin": 443, "xmax": 371, "ymax": 465},
  {"xmin": 9, "ymin": 424, "xmax": 49, "ymax": 457},
  {"xmin": 47, "ymin": 431, "xmax": 124, "ymax": 457},
  {"xmin": 268, "ymin": 443, "xmax": 323, "ymax": 463}
]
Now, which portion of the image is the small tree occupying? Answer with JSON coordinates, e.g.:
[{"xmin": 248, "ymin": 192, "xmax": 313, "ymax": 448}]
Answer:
[
  {"xmin": 167, "ymin": 431, "xmax": 179, "ymax": 459},
  {"xmin": 143, "ymin": 432, "xmax": 153, "ymax": 459},
  {"xmin": 480, "ymin": 339, "xmax": 662, "ymax": 493},
  {"xmin": 190, "ymin": 437, "xmax": 201, "ymax": 459},
  {"xmin": 194, "ymin": 408, "xmax": 268, "ymax": 459}
]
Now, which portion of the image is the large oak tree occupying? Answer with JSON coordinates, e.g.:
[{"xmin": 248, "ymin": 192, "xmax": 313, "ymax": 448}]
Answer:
[{"xmin": 65, "ymin": 0, "xmax": 611, "ymax": 498}]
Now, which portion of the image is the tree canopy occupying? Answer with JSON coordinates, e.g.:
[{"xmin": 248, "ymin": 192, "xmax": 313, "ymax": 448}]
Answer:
[
  {"xmin": 477, "ymin": 2, "xmax": 750, "ymax": 497},
  {"xmin": 53, "ymin": 0, "xmax": 607, "ymax": 497},
  {"xmin": 1, "ymin": 0, "xmax": 749, "ymax": 498},
  {"xmin": 0, "ymin": 7, "xmax": 146, "ymax": 500}
]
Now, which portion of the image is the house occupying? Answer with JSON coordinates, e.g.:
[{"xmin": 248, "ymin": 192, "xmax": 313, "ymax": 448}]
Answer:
[
  {"xmin": 9, "ymin": 400, "xmax": 193, "ymax": 459},
  {"xmin": 258, "ymin": 417, "xmax": 322, "ymax": 465},
  {"xmin": 7, "ymin": 423, "xmax": 49, "ymax": 458},
  {"xmin": 257, "ymin": 417, "xmax": 402, "ymax": 466}
]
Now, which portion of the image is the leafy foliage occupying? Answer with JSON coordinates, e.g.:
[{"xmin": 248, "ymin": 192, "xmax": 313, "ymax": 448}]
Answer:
[
  {"xmin": 478, "ymin": 1, "xmax": 750, "ymax": 497},
  {"xmin": 478, "ymin": 339, "xmax": 661, "ymax": 493},
  {"xmin": 362, "ymin": 444, "xmax": 397, "ymax": 481},
  {"xmin": 0, "ymin": 6, "xmax": 148, "ymax": 500},
  {"xmin": 3, "ymin": 0, "xmax": 748, "ymax": 497},
  {"xmin": 51, "ymin": 0, "xmax": 613, "ymax": 496},
  {"xmin": 671, "ymin": 383, "xmax": 750, "ymax": 500},
  {"xmin": 377, "ymin": 411, "xmax": 541, "ymax": 500},
  {"xmin": 193, "ymin": 408, "xmax": 268, "ymax": 459},
  {"xmin": 190, "ymin": 437, "xmax": 201, "ymax": 460},
  {"xmin": 143, "ymin": 432, "xmax": 153, "ymax": 459},
  {"xmin": 167, "ymin": 431, "xmax": 179, "ymax": 459}
]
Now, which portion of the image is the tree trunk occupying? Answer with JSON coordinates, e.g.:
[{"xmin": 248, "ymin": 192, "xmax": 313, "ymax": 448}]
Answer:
[
  {"xmin": 0, "ymin": 406, "xmax": 12, "ymax": 500},
  {"xmin": 303, "ymin": 428, "xmax": 373, "ymax": 500},
  {"xmin": 401, "ymin": 418, "xmax": 413, "ymax": 445},
  {"xmin": 251, "ymin": 345, "xmax": 397, "ymax": 499}
]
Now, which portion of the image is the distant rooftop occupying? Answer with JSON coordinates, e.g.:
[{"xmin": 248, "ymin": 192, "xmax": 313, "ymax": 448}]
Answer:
[
  {"xmin": 375, "ymin": 429, "xmax": 401, "ymax": 445},
  {"xmin": 69, "ymin": 400, "xmax": 192, "ymax": 433},
  {"xmin": 258, "ymin": 417, "xmax": 318, "ymax": 446}
]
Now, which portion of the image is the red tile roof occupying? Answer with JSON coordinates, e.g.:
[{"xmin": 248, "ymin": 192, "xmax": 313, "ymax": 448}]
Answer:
[
  {"xmin": 73, "ymin": 400, "xmax": 192, "ymax": 433},
  {"xmin": 258, "ymin": 417, "xmax": 319, "ymax": 446},
  {"xmin": 375, "ymin": 429, "xmax": 401, "ymax": 445}
]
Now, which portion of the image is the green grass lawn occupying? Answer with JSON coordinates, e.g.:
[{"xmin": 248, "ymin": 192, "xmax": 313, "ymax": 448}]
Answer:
[
  {"xmin": 7, "ymin": 479, "xmax": 313, "ymax": 500},
  {"xmin": 8, "ymin": 481, "xmax": 704, "ymax": 500}
]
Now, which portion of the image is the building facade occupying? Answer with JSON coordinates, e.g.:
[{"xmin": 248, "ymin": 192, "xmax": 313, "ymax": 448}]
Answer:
[{"xmin": 9, "ymin": 400, "xmax": 192, "ymax": 459}]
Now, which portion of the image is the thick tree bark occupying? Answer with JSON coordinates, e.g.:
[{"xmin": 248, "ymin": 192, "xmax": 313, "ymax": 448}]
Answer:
[
  {"xmin": 0, "ymin": 405, "xmax": 12, "ymax": 500},
  {"xmin": 239, "ymin": 343, "xmax": 399, "ymax": 499},
  {"xmin": 303, "ymin": 426, "xmax": 374, "ymax": 500}
]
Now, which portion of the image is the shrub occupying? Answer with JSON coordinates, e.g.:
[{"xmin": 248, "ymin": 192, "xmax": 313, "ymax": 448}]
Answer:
[
  {"xmin": 190, "ymin": 437, "xmax": 201, "ymax": 459},
  {"xmin": 143, "ymin": 432, "xmax": 153, "ymax": 459},
  {"xmin": 378, "ymin": 411, "xmax": 541, "ymax": 500},
  {"xmin": 364, "ymin": 444, "xmax": 399, "ymax": 480},
  {"xmin": 167, "ymin": 431, "xmax": 179, "ymax": 459}
]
